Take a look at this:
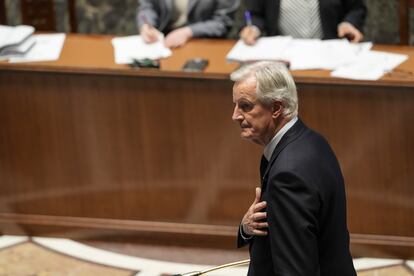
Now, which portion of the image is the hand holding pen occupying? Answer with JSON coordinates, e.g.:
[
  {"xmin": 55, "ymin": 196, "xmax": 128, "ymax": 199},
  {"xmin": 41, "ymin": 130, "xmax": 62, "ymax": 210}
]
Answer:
[
  {"xmin": 240, "ymin": 11, "xmax": 261, "ymax": 45},
  {"xmin": 140, "ymin": 14, "xmax": 162, "ymax": 44}
]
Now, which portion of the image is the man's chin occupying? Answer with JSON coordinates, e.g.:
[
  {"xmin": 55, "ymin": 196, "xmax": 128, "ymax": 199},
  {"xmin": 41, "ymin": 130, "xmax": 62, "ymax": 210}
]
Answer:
[{"xmin": 240, "ymin": 132, "xmax": 253, "ymax": 141}]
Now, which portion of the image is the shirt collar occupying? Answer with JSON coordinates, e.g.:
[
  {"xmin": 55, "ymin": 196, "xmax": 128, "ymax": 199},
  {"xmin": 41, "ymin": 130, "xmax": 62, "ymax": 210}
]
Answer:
[{"xmin": 263, "ymin": 116, "xmax": 298, "ymax": 161}]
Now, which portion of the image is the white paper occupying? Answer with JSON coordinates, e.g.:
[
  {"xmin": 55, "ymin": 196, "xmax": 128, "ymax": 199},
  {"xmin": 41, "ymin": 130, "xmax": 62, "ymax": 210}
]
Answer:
[
  {"xmin": 111, "ymin": 35, "xmax": 172, "ymax": 64},
  {"xmin": 226, "ymin": 36, "xmax": 292, "ymax": 62},
  {"xmin": 0, "ymin": 36, "xmax": 36, "ymax": 58},
  {"xmin": 226, "ymin": 36, "xmax": 375, "ymax": 70},
  {"xmin": 0, "ymin": 25, "xmax": 34, "ymax": 49},
  {"xmin": 331, "ymin": 50, "xmax": 408, "ymax": 80},
  {"xmin": 283, "ymin": 39, "xmax": 325, "ymax": 70},
  {"xmin": 284, "ymin": 39, "xmax": 373, "ymax": 70},
  {"xmin": 9, "ymin": 33, "xmax": 66, "ymax": 63}
]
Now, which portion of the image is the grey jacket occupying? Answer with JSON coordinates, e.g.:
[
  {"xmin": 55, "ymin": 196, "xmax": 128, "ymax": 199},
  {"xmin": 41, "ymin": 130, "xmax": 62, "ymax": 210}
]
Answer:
[{"xmin": 136, "ymin": 0, "xmax": 239, "ymax": 38}]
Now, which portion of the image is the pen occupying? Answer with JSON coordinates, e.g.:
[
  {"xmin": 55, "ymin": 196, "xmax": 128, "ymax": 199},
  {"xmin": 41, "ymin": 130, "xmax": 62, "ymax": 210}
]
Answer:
[
  {"xmin": 140, "ymin": 14, "xmax": 153, "ymax": 28},
  {"xmin": 244, "ymin": 11, "xmax": 252, "ymax": 26}
]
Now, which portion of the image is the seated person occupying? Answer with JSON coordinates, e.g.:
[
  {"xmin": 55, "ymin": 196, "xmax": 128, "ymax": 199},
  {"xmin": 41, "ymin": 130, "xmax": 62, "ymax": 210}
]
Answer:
[
  {"xmin": 136, "ymin": 0, "xmax": 240, "ymax": 48},
  {"xmin": 240, "ymin": 0, "xmax": 367, "ymax": 45}
]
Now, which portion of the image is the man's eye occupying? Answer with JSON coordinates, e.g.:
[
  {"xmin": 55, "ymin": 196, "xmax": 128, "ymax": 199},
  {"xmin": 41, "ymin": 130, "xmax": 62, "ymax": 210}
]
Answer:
[{"xmin": 240, "ymin": 103, "xmax": 253, "ymax": 112}]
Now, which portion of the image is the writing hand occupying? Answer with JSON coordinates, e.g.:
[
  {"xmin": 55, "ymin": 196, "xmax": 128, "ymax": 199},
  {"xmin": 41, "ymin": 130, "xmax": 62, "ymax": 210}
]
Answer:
[
  {"xmin": 337, "ymin": 22, "xmax": 363, "ymax": 43},
  {"xmin": 240, "ymin": 26, "xmax": 261, "ymax": 46},
  {"xmin": 164, "ymin": 27, "xmax": 193, "ymax": 48},
  {"xmin": 140, "ymin": 24, "xmax": 162, "ymax": 44},
  {"xmin": 241, "ymin": 187, "xmax": 268, "ymax": 236}
]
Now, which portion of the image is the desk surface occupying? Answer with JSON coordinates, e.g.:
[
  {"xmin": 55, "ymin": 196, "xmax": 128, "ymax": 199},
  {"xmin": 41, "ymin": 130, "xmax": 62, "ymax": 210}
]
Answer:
[{"xmin": 1, "ymin": 34, "xmax": 414, "ymax": 86}]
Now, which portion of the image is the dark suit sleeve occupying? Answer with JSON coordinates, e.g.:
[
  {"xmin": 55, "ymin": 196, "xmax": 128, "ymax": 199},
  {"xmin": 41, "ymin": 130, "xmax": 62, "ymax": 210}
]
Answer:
[
  {"xmin": 137, "ymin": 0, "xmax": 160, "ymax": 30},
  {"xmin": 342, "ymin": 0, "xmax": 367, "ymax": 32},
  {"xmin": 237, "ymin": 224, "xmax": 252, "ymax": 248},
  {"xmin": 267, "ymin": 171, "xmax": 321, "ymax": 275}
]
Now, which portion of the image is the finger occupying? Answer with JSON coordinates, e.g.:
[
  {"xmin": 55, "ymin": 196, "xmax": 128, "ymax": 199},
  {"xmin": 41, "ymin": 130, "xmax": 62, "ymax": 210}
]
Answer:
[
  {"xmin": 246, "ymin": 36, "xmax": 256, "ymax": 46},
  {"xmin": 337, "ymin": 25, "xmax": 348, "ymax": 37},
  {"xmin": 244, "ymin": 33, "xmax": 257, "ymax": 45},
  {"xmin": 251, "ymin": 229, "xmax": 268, "ymax": 236},
  {"xmin": 252, "ymin": 221, "xmax": 268, "ymax": 229},
  {"xmin": 337, "ymin": 28, "xmax": 344, "ymax": 37},
  {"xmin": 252, "ymin": 201, "xmax": 267, "ymax": 212},
  {"xmin": 144, "ymin": 30, "xmax": 159, "ymax": 43},
  {"xmin": 251, "ymin": 211, "xmax": 267, "ymax": 221},
  {"xmin": 164, "ymin": 40, "xmax": 172, "ymax": 48},
  {"xmin": 254, "ymin": 187, "xmax": 261, "ymax": 203},
  {"xmin": 352, "ymin": 32, "xmax": 363, "ymax": 43},
  {"xmin": 147, "ymin": 35, "xmax": 158, "ymax": 43},
  {"xmin": 240, "ymin": 27, "xmax": 249, "ymax": 38},
  {"xmin": 142, "ymin": 34, "xmax": 150, "ymax": 43},
  {"xmin": 164, "ymin": 35, "xmax": 174, "ymax": 48},
  {"xmin": 242, "ymin": 36, "xmax": 251, "ymax": 45}
]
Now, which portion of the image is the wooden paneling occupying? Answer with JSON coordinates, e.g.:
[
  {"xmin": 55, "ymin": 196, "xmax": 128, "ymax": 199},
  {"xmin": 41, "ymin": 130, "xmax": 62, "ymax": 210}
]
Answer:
[
  {"xmin": 0, "ymin": 35, "xmax": 413, "ymax": 257},
  {"xmin": 21, "ymin": 0, "xmax": 56, "ymax": 31},
  {"xmin": 0, "ymin": 0, "xmax": 6, "ymax": 25},
  {"xmin": 20, "ymin": 0, "xmax": 78, "ymax": 32}
]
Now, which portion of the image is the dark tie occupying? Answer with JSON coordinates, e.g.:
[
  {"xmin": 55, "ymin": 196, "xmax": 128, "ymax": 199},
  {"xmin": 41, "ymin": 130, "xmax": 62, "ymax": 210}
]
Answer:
[{"xmin": 260, "ymin": 155, "xmax": 269, "ymax": 180}]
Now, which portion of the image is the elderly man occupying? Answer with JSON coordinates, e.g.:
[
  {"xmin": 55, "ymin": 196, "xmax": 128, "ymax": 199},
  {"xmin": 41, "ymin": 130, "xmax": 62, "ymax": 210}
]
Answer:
[{"xmin": 231, "ymin": 61, "xmax": 356, "ymax": 275}]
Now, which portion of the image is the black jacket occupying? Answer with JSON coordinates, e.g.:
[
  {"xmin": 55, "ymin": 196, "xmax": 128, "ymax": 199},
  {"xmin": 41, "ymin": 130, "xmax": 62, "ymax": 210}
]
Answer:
[
  {"xmin": 245, "ymin": 0, "xmax": 367, "ymax": 39},
  {"xmin": 238, "ymin": 119, "xmax": 356, "ymax": 275}
]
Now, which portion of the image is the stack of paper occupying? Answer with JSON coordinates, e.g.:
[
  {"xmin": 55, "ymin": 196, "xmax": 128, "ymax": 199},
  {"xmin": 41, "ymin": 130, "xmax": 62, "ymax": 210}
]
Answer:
[
  {"xmin": 226, "ymin": 36, "xmax": 408, "ymax": 80},
  {"xmin": 331, "ymin": 50, "xmax": 408, "ymax": 80},
  {"xmin": 227, "ymin": 36, "xmax": 292, "ymax": 62},
  {"xmin": 9, "ymin": 33, "xmax": 66, "ymax": 63},
  {"xmin": 0, "ymin": 25, "xmax": 66, "ymax": 62},
  {"xmin": 111, "ymin": 35, "xmax": 172, "ymax": 64},
  {"xmin": 0, "ymin": 25, "xmax": 35, "ymax": 59}
]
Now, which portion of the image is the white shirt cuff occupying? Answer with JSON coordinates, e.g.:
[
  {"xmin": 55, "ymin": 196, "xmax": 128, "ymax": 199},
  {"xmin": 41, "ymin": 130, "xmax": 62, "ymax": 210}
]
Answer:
[{"xmin": 240, "ymin": 225, "xmax": 253, "ymax": 240}]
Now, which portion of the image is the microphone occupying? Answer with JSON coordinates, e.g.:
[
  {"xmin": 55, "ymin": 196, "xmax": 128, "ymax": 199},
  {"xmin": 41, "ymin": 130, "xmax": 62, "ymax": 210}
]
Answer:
[{"xmin": 171, "ymin": 259, "xmax": 250, "ymax": 276}]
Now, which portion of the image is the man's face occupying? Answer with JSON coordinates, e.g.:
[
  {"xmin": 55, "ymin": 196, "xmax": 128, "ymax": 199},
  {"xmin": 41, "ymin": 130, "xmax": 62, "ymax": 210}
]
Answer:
[{"xmin": 232, "ymin": 77, "xmax": 278, "ymax": 146}]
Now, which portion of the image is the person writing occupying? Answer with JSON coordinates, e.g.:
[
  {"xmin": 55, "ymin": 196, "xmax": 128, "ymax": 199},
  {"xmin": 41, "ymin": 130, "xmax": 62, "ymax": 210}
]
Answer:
[
  {"xmin": 136, "ymin": 0, "xmax": 240, "ymax": 48},
  {"xmin": 231, "ymin": 61, "xmax": 356, "ymax": 275},
  {"xmin": 240, "ymin": 0, "xmax": 367, "ymax": 45}
]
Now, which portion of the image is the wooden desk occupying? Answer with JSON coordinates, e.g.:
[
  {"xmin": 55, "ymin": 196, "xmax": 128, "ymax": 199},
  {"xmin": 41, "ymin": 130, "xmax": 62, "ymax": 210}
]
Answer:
[{"xmin": 0, "ymin": 35, "xmax": 413, "ymax": 257}]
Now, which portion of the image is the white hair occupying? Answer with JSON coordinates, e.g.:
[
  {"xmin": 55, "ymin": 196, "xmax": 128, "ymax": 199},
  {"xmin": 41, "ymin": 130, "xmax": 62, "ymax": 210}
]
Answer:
[{"xmin": 230, "ymin": 61, "xmax": 298, "ymax": 118}]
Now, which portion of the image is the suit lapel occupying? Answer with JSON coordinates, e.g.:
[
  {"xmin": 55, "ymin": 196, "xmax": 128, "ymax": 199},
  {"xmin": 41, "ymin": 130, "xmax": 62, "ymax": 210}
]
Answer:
[
  {"xmin": 261, "ymin": 119, "xmax": 306, "ymax": 188},
  {"xmin": 160, "ymin": 0, "xmax": 173, "ymax": 31},
  {"xmin": 187, "ymin": 0, "xmax": 198, "ymax": 15}
]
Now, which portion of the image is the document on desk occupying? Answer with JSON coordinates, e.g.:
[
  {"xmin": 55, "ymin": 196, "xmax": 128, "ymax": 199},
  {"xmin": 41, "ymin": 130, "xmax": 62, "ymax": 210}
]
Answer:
[
  {"xmin": 111, "ymin": 35, "xmax": 172, "ymax": 64},
  {"xmin": 9, "ymin": 33, "xmax": 66, "ymax": 63},
  {"xmin": 331, "ymin": 50, "xmax": 408, "ymax": 80},
  {"xmin": 226, "ymin": 36, "xmax": 292, "ymax": 62},
  {"xmin": 0, "ymin": 25, "xmax": 34, "ymax": 50},
  {"xmin": 226, "ymin": 36, "xmax": 373, "ymax": 70},
  {"xmin": 0, "ymin": 35, "xmax": 36, "ymax": 60},
  {"xmin": 285, "ymin": 39, "xmax": 372, "ymax": 70}
]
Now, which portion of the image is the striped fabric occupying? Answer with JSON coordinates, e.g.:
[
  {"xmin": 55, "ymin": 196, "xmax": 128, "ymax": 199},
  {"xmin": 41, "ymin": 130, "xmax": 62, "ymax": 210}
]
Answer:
[{"xmin": 279, "ymin": 0, "xmax": 323, "ymax": 39}]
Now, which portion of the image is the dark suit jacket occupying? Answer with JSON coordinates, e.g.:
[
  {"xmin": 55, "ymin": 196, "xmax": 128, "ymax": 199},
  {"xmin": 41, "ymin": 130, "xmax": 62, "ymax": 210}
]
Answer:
[
  {"xmin": 245, "ymin": 0, "xmax": 367, "ymax": 39},
  {"xmin": 238, "ymin": 119, "xmax": 356, "ymax": 276},
  {"xmin": 137, "ymin": 0, "xmax": 239, "ymax": 38}
]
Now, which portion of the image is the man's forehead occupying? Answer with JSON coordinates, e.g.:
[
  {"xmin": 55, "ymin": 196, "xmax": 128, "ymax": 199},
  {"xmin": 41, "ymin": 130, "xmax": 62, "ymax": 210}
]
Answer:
[{"xmin": 233, "ymin": 77, "xmax": 257, "ymax": 99}]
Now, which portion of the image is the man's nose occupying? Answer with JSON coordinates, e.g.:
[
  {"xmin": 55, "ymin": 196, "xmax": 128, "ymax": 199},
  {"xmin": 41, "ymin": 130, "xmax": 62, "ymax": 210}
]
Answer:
[{"xmin": 232, "ymin": 106, "xmax": 242, "ymax": 121}]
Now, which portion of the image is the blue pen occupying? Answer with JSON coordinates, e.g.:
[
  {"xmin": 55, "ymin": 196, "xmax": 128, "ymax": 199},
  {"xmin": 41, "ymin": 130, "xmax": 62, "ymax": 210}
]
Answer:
[
  {"xmin": 244, "ymin": 11, "xmax": 252, "ymax": 26},
  {"xmin": 140, "ymin": 14, "xmax": 153, "ymax": 28}
]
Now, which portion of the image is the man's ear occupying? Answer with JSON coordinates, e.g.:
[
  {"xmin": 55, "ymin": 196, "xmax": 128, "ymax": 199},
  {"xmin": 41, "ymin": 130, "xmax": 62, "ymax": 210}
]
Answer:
[{"xmin": 271, "ymin": 101, "xmax": 283, "ymax": 118}]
